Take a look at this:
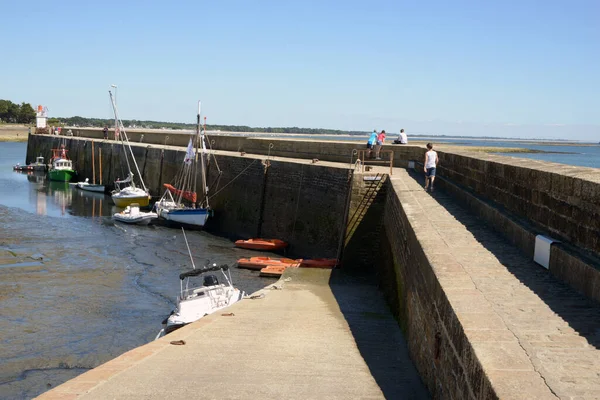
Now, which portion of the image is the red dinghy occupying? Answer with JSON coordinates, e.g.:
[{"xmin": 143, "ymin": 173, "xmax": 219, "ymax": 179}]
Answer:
[
  {"xmin": 234, "ymin": 239, "xmax": 288, "ymax": 251},
  {"xmin": 299, "ymin": 258, "xmax": 338, "ymax": 269}
]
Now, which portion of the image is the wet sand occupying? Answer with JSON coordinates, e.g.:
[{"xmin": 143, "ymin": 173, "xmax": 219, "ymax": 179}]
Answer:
[
  {"xmin": 0, "ymin": 203, "xmax": 272, "ymax": 399},
  {"xmin": 0, "ymin": 125, "xmax": 30, "ymax": 142}
]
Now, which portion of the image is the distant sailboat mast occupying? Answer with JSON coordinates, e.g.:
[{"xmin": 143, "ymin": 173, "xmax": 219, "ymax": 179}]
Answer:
[
  {"xmin": 200, "ymin": 114, "xmax": 209, "ymax": 208},
  {"xmin": 108, "ymin": 90, "xmax": 148, "ymax": 193}
]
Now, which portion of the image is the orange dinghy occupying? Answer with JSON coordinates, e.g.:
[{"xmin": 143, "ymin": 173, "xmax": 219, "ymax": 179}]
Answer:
[
  {"xmin": 237, "ymin": 257, "xmax": 300, "ymax": 270},
  {"xmin": 299, "ymin": 258, "xmax": 338, "ymax": 269},
  {"xmin": 259, "ymin": 264, "xmax": 298, "ymax": 278},
  {"xmin": 235, "ymin": 239, "xmax": 288, "ymax": 251}
]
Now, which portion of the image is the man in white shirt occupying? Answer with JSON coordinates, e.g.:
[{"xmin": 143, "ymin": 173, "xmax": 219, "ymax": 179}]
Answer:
[
  {"xmin": 423, "ymin": 143, "xmax": 439, "ymax": 192},
  {"xmin": 399, "ymin": 129, "xmax": 407, "ymax": 144}
]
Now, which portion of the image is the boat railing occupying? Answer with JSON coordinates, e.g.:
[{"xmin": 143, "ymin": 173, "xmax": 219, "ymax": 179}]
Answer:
[
  {"xmin": 180, "ymin": 283, "xmax": 225, "ymax": 300},
  {"xmin": 350, "ymin": 149, "xmax": 394, "ymax": 175}
]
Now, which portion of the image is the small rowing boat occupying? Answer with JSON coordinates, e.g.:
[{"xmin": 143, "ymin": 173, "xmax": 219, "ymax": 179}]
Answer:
[
  {"xmin": 259, "ymin": 262, "xmax": 300, "ymax": 277},
  {"xmin": 234, "ymin": 238, "xmax": 288, "ymax": 251},
  {"xmin": 237, "ymin": 257, "xmax": 301, "ymax": 270}
]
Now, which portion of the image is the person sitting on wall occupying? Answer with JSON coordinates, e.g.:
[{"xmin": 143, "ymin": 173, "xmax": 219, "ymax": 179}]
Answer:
[{"xmin": 393, "ymin": 129, "xmax": 408, "ymax": 144}]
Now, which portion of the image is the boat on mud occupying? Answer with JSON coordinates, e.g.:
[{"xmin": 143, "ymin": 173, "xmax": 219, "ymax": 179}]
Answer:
[
  {"xmin": 155, "ymin": 101, "xmax": 220, "ymax": 229},
  {"xmin": 234, "ymin": 238, "xmax": 288, "ymax": 251},
  {"xmin": 237, "ymin": 256, "xmax": 301, "ymax": 270},
  {"xmin": 156, "ymin": 229, "xmax": 244, "ymax": 339},
  {"xmin": 113, "ymin": 204, "xmax": 158, "ymax": 225}
]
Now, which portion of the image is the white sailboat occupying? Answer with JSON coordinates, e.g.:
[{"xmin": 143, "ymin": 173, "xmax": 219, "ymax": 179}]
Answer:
[
  {"xmin": 155, "ymin": 101, "xmax": 219, "ymax": 228},
  {"xmin": 156, "ymin": 229, "xmax": 244, "ymax": 339},
  {"xmin": 108, "ymin": 89, "xmax": 151, "ymax": 208}
]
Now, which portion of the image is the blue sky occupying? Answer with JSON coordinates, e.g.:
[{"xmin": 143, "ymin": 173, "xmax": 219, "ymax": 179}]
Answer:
[{"xmin": 1, "ymin": 0, "xmax": 599, "ymax": 139}]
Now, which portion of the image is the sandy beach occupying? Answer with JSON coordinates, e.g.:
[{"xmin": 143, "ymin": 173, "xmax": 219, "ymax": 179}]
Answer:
[{"xmin": 0, "ymin": 125, "xmax": 30, "ymax": 142}]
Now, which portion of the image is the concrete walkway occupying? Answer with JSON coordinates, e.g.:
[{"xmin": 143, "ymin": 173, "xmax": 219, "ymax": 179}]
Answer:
[
  {"xmin": 392, "ymin": 169, "xmax": 600, "ymax": 399},
  {"xmin": 37, "ymin": 268, "xmax": 429, "ymax": 400}
]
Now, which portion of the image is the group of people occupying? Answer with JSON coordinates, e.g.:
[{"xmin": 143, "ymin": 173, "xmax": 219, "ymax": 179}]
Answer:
[
  {"xmin": 366, "ymin": 129, "xmax": 387, "ymax": 159},
  {"xmin": 365, "ymin": 128, "xmax": 439, "ymax": 192}
]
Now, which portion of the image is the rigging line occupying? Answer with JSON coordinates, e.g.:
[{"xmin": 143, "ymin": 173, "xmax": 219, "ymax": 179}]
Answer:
[
  {"xmin": 204, "ymin": 135, "xmax": 222, "ymax": 174},
  {"xmin": 207, "ymin": 159, "xmax": 258, "ymax": 200}
]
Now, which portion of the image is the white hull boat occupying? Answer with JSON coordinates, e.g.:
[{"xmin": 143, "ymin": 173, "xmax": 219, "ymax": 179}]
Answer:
[
  {"xmin": 113, "ymin": 205, "xmax": 157, "ymax": 225},
  {"xmin": 77, "ymin": 179, "xmax": 106, "ymax": 193},
  {"xmin": 156, "ymin": 230, "xmax": 244, "ymax": 339},
  {"xmin": 77, "ymin": 143, "xmax": 106, "ymax": 193},
  {"xmin": 156, "ymin": 201, "xmax": 210, "ymax": 228}
]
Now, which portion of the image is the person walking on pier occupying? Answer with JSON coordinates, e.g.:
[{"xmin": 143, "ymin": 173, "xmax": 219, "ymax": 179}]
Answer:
[
  {"xmin": 103, "ymin": 125, "xmax": 108, "ymax": 140},
  {"xmin": 424, "ymin": 143, "xmax": 439, "ymax": 192}
]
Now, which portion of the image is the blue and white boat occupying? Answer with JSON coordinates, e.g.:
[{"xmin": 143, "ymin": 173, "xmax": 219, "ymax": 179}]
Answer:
[{"xmin": 155, "ymin": 101, "xmax": 217, "ymax": 229}]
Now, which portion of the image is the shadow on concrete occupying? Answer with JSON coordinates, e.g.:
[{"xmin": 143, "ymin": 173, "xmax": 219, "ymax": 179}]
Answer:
[
  {"xmin": 406, "ymin": 169, "xmax": 600, "ymax": 350},
  {"xmin": 329, "ymin": 268, "xmax": 430, "ymax": 399}
]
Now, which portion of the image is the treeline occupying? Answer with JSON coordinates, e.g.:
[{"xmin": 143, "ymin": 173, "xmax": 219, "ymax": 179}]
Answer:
[
  {"xmin": 0, "ymin": 100, "xmax": 36, "ymax": 124},
  {"xmin": 52, "ymin": 116, "xmax": 367, "ymax": 135}
]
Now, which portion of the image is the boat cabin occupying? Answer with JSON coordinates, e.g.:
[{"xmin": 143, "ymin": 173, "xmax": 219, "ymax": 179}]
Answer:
[{"xmin": 53, "ymin": 160, "xmax": 73, "ymax": 169}]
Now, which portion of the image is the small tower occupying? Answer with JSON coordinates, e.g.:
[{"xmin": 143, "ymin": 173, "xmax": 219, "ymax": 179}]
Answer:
[{"xmin": 35, "ymin": 105, "xmax": 48, "ymax": 134}]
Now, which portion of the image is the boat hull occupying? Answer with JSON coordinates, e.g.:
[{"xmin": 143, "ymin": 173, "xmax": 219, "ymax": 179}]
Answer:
[
  {"xmin": 158, "ymin": 207, "xmax": 209, "ymax": 228},
  {"xmin": 235, "ymin": 239, "xmax": 288, "ymax": 251},
  {"xmin": 113, "ymin": 213, "xmax": 157, "ymax": 225},
  {"xmin": 112, "ymin": 194, "xmax": 150, "ymax": 207},
  {"xmin": 48, "ymin": 169, "xmax": 75, "ymax": 182},
  {"xmin": 77, "ymin": 183, "xmax": 106, "ymax": 193},
  {"xmin": 14, "ymin": 164, "xmax": 47, "ymax": 172}
]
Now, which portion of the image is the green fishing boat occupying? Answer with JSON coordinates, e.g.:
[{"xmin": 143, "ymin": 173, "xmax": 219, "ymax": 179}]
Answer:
[{"xmin": 48, "ymin": 147, "xmax": 76, "ymax": 182}]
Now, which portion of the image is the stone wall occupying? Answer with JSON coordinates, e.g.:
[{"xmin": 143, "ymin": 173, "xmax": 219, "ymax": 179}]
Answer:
[
  {"xmin": 26, "ymin": 135, "xmax": 351, "ymax": 259},
  {"xmin": 52, "ymin": 127, "xmax": 423, "ymax": 168},
  {"xmin": 435, "ymin": 151, "xmax": 600, "ymax": 256}
]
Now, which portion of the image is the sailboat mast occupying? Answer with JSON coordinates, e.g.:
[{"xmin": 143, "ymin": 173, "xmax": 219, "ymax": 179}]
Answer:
[
  {"xmin": 192, "ymin": 101, "xmax": 200, "ymax": 206},
  {"xmin": 200, "ymin": 117, "xmax": 208, "ymax": 208},
  {"xmin": 109, "ymin": 90, "xmax": 132, "ymax": 183}
]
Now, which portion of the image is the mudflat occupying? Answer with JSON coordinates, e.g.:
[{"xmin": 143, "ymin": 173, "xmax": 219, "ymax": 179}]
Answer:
[{"xmin": 0, "ymin": 124, "xmax": 30, "ymax": 142}]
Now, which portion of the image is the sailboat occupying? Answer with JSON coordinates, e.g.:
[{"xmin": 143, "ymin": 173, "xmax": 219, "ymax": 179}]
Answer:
[
  {"xmin": 155, "ymin": 101, "xmax": 216, "ymax": 228},
  {"xmin": 108, "ymin": 89, "xmax": 151, "ymax": 208},
  {"xmin": 48, "ymin": 141, "xmax": 76, "ymax": 182},
  {"xmin": 76, "ymin": 140, "xmax": 106, "ymax": 193}
]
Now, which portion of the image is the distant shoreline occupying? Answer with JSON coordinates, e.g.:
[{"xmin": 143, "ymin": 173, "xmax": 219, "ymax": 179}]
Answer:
[{"xmin": 0, "ymin": 125, "xmax": 29, "ymax": 142}]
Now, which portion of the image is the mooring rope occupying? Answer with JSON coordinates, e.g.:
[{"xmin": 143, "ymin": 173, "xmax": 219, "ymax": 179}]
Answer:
[{"xmin": 207, "ymin": 159, "xmax": 259, "ymax": 200}]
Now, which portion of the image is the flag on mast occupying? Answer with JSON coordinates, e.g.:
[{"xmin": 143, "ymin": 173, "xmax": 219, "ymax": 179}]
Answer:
[{"xmin": 184, "ymin": 137, "xmax": 195, "ymax": 165}]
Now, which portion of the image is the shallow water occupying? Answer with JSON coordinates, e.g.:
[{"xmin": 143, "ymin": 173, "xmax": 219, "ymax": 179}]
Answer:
[{"xmin": 0, "ymin": 143, "xmax": 274, "ymax": 399}]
